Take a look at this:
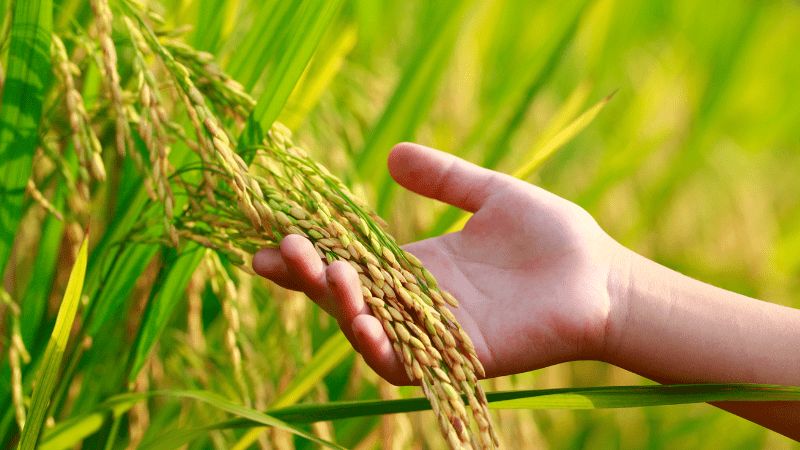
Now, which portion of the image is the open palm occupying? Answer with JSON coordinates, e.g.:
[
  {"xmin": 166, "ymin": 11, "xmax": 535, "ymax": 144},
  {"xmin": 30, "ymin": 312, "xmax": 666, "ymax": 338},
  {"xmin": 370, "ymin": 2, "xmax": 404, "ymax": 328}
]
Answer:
[{"xmin": 253, "ymin": 143, "xmax": 622, "ymax": 384}]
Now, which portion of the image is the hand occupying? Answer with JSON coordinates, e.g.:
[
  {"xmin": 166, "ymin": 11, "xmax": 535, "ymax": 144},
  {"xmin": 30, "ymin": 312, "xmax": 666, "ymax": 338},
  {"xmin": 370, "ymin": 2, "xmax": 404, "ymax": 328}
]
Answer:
[{"xmin": 252, "ymin": 143, "xmax": 625, "ymax": 385}]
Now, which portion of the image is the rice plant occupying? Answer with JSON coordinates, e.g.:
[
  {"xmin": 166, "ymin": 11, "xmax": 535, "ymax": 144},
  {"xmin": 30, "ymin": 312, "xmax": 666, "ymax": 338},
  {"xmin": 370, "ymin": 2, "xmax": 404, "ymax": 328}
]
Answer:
[{"xmin": 2, "ymin": 0, "xmax": 800, "ymax": 449}]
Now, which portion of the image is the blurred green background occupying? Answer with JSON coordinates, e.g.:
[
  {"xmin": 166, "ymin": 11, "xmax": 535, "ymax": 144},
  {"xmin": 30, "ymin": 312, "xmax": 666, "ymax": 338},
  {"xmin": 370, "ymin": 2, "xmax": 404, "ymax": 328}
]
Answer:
[{"xmin": 3, "ymin": 0, "xmax": 800, "ymax": 447}]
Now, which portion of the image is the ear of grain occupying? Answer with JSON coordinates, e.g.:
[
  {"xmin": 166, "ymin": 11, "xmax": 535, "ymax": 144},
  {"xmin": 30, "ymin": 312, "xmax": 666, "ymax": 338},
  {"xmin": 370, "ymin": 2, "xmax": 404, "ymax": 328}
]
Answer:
[{"xmin": 172, "ymin": 122, "xmax": 499, "ymax": 449}]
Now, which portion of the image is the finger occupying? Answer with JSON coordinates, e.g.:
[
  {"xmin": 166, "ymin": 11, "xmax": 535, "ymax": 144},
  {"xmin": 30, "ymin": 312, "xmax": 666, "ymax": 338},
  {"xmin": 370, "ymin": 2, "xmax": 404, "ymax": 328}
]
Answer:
[
  {"xmin": 327, "ymin": 260, "xmax": 369, "ymax": 324},
  {"xmin": 352, "ymin": 314, "xmax": 413, "ymax": 386},
  {"xmin": 388, "ymin": 142, "xmax": 508, "ymax": 213},
  {"xmin": 280, "ymin": 234, "xmax": 329, "ymax": 301},
  {"xmin": 252, "ymin": 248, "xmax": 310, "ymax": 292}
]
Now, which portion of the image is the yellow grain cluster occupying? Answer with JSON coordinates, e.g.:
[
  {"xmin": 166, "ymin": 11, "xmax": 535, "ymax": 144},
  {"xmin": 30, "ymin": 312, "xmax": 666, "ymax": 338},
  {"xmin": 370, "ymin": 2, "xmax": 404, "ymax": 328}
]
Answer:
[
  {"xmin": 56, "ymin": 3, "xmax": 501, "ymax": 447},
  {"xmin": 179, "ymin": 122, "xmax": 499, "ymax": 449}
]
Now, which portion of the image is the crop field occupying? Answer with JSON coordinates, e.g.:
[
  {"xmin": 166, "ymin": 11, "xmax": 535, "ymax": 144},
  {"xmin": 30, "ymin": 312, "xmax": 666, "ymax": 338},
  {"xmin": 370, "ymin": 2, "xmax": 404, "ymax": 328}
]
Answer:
[{"xmin": 1, "ymin": 0, "xmax": 799, "ymax": 448}]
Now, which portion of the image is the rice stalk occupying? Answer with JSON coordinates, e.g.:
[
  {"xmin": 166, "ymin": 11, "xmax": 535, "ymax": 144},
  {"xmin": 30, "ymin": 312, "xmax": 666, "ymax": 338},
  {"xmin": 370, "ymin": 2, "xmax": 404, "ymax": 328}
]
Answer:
[
  {"xmin": 1, "ymin": 288, "xmax": 31, "ymax": 431},
  {"xmin": 185, "ymin": 267, "xmax": 208, "ymax": 354},
  {"xmin": 206, "ymin": 250, "xmax": 251, "ymax": 407},
  {"xmin": 91, "ymin": 0, "xmax": 133, "ymax": 158},
  {"xmin": 26, "ymin": 178, "xmax": 64, "ymax": 221},
  {"xmin": 32, "ymin": 3, "xmax": 500, "ymax": 447},
  {"xmin": 51, "ymin": 34, "xmax": 106, "ymax": 185},
  {"xmin": 171, "ymin": 123, "xmax": 499, "ymax": 448},
  {"xmin": 121, "ymin": 11, "xmax": 500, "ymax": 437},
  {"xmin": 129, "ymin": 14, "xmax": 499, "ymax": 439}
]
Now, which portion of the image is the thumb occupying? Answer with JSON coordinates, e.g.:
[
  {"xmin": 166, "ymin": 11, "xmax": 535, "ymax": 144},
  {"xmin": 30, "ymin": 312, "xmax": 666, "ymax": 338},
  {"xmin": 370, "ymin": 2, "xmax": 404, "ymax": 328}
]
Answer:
[{"xmin": 387, "ymin": 143, "xmax": 506, "ymax": 213}]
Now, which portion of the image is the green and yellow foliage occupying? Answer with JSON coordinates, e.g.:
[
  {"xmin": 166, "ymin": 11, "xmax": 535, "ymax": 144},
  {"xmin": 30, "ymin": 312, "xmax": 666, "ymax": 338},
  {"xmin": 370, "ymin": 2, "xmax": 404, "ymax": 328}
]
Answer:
[{"xmin": 1, "ymin": 0, "xmax": 799, "ymax": 448}]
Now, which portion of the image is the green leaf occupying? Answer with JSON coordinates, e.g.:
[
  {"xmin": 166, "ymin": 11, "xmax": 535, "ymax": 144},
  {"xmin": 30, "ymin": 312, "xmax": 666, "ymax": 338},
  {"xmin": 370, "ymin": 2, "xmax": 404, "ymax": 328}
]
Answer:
[
  {"xmin": 37, "ymin": 412, "xmax": 107, "ymax": 450},
  {"xmin": 191, "ymin": 0, "xmax": 233, "ymax": 53},
  {"xmin": 230, "ymin": 333, "xmax": 353, "ymax": 450},
  {"xmin": 0, "ymin": 0, "xmax": 52, "ymax": 279},
  {"xmin": 511, "ymin": 88, "xmax": 617, "ymax": 181},
  {"xmin": 38, "ymin": 383, "xmax": 800, "ymax": 448},
  {"xmin": 485, "ymin": 383, "xmax": 800, "ymax": 409},
  {"xmin": 37, "ymin": 376, "xmax": 139, "ymax": 450},
  {"xmin": 40, "ymin": 390, "xmax": 345, "ymax": 450},
  {"xmin": 440, "ymin": 88, "xmax": 616, "ymax": 235},
  {"xmin": 277, "ymin": 21, "xmax": 358, "ymax": 130},
  {"xmin": 476, "ymin": 0, "xmax": 591, "ymax": 172},
  {"xmin": 85, "ymin": 243, "xmax": 158, "ymax": 336},
  {"xmin": 225, "ymin": 0, "xmax": 296, "ymax": 90},
  {"xmin": 128, "ymin": 244, "xmax": 205, "ymax": 383},
  {"xmin": 271, "ymin": 333, "xmax": 353, "ymax": 409},
  {"xmin": 262, "ymin": 383, "xmax": 800, "ymax": 423},
  {"xmin": 19, "ymin": 231, "xmax": 88, "ymax": 450},
  {"xmin": 239, "ymin": 0, "xmax": 343, "ymax": 148},
  {"xmin": 19, "ymin": 183, "xmax": 66, "ymax": 348},
  {"xmin": 141, "ymin": 391, "xmax": 346, "ymax": 450},
  {"xmin": 423, "ymin": 0, "xmax": 590, "ymax": 238},
  {"xmin": 358, "ymin": 0, "xmax": 470, "ymax": 216}
]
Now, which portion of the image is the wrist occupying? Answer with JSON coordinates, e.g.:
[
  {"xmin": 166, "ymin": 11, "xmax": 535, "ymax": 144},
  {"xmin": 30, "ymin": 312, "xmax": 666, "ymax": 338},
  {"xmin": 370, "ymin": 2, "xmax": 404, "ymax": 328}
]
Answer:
[{"xmin": 598, "ymin": 241, "xmax": 636, "ymax": 365}]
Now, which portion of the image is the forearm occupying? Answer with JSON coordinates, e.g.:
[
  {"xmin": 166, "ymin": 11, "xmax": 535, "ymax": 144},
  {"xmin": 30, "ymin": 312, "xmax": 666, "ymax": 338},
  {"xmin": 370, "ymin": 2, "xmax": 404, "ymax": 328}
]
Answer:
[{"xmin": 604, "ymin": 247, "xmax": 800, "ymax": 439}]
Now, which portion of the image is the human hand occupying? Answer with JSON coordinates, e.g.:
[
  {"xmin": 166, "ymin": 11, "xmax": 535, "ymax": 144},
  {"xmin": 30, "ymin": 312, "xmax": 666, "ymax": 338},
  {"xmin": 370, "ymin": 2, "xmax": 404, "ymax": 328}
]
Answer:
[{"xmin": 253, "ymin": 143, "xmax": 625, "ymax": 385}]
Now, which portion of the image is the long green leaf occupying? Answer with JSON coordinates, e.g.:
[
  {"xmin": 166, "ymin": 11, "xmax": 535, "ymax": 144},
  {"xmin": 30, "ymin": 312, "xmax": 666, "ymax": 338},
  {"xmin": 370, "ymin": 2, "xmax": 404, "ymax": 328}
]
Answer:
[
  {"xmin": 359, "ymin": 0, "xmax": 470, "ymax": 217},
  {"xmin": 511, "ymin": 89, "xmax": 617, "ymax": 181},
  {"xmin": 239, "ymin": 0, "xmax": 342, "ymax": 148},
  {"xmin": 19, "ymin": 231, "xmax": 88, "ymax": 450},
  {"xmin": 477, "ymin": 0, "xmax": 590, "ymax": 171},
  {"xmin": 19, "ymin": 183, "xmax": 66, "ymax": 348},
  {"xmin": 40, "ymin": 390, "xmax": 345, "ymax": 450},
  {"xmin": 191, "ymin": 0, "xmax": 232, "ymax": 53},
  {"xmin": 262, "ymin": 383, "xmax": 800, "ymax": 423},
  {"xmin": 277, "ymin": 21, "xmax": 357, "ymax": 130},
  {"xmin": 443, "ymin": 89, "xmax": 617, "ymax": 234},
  {"xmin": 271, "ymin": 333, "xmax": 353, "ymax": 409},
  {"xmin": 225, "ymin": 0, "xmax": 296, "ymax": 90},
  {"xmin": 43, "ymin": 382, "xmax": 800, "ymax": 445},
  {"xmin": 128, "ymin": 244, "xmax": 205, "ymax": 382},
  {"xmin": 485, "ymin": 383, "xmax": 800, "ymax": 409},
  {"xmin": 423, "ymin": 0, "xmax": 590, "ymax": 239},
  {"xmin": 231, "ymin": 333, "xmax": 353, "ymax": 450},
  {"xmin": 142, "ymin": 391, "xmax": 346, "ymax": 450},
  {"xmin": 0, "ymin": 0, "xmax": 52, "ymax": 279}
]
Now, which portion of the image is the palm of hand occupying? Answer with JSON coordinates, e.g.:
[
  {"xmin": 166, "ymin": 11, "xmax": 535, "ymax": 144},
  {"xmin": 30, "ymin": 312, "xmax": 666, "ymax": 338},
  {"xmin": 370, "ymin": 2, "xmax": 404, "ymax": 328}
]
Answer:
[{"xmin": 406, "ymin": 184, "xmax": 615, "ymax": 377}]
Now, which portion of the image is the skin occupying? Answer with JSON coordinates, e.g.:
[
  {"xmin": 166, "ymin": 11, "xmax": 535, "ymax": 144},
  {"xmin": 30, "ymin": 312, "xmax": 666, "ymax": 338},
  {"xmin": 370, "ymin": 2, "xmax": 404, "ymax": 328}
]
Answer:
[{"xmin": 252, "ymin": 142, "xmax": 800, "ymax": 440}]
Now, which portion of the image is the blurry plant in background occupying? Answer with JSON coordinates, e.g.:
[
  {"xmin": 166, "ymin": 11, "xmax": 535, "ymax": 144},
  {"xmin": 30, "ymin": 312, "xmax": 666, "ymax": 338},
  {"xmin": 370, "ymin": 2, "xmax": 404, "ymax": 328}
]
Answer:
[{"xmin": 1, "ymin": 0, "xmax": 799, "ymax": 449}]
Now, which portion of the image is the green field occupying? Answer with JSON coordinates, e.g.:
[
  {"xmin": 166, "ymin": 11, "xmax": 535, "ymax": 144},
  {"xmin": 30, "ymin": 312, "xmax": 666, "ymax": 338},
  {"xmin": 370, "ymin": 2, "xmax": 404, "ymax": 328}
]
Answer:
[{"xmin": 1, "ymin": 0, "xmax": 799, "ymax": 448}]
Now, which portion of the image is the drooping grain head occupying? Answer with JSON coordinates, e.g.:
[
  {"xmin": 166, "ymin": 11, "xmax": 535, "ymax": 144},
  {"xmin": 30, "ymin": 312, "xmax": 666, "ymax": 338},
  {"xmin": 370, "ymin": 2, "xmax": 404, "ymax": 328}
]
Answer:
[{"xmin": 173, "ymin": 122, "xmax": 499, "ymax": 449}]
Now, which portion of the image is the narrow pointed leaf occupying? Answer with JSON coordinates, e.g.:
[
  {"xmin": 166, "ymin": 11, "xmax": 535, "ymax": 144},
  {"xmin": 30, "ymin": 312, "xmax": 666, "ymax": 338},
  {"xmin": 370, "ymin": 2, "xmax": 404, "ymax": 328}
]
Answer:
[
  {"xmin": 140, "ymin": 391, "xmax": 346, "ymax": 450},
  {"xmin": 444, "ymin": 90, "xmax": 617, "ymax": 234},
  {"xmin": 40, "ymin": 390, "xmax": 345, "ymax": 450},
  {"xmin": 360, "ymin": 0, "xmax": 470, "ymax": 216},
  {"xmin": 0, "ymin": 0, "xmax": 52, "ymax": 279},
  {"xmin": 512, "ymin": 88, "xmax": 617, "ymax": 181},
  {"xmin": 239, "ymin": 0, "xmax": 342, "ymax": 148},
  {"xmin": 128, "ymin": 244, "xmax": 205, "ymax": 382},
  {"xmin": 231, "ymin": 333, "xmax": 353, "ymax": 450},
  {"xmin": 263, "ymin": 383, "xmax": 800, "ymax": 423},
  {"xmin": 19, "ymin": 232, "xmax": 88, "ymax": 450},
  {"xmin": 271, "ymin": 333, "xmax": 352, "ymax": 409},
  {"xmin": 226, "ymin": 0, "xmax": 296, "ymax": 90}
]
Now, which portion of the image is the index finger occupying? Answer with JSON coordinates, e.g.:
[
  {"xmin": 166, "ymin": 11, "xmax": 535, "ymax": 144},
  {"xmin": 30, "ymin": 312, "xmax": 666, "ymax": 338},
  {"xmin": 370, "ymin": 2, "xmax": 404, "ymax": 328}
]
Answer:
[{"xmin": 388, "ymin": 143, "xmax": 509, "ymax": 213}]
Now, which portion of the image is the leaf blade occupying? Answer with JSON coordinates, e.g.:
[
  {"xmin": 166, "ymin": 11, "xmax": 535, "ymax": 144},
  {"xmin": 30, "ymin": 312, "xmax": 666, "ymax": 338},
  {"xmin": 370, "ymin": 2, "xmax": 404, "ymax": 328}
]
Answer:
[
  {"xmin": 19, "ymin": 231, "xmax": 88, "ymax": 450},
  {"xmin": 0, "ymin": 0, "xmax": 52, "ymax": 279},
  {"xmin": 128, "ymin": 245, "xmax": 205, "ymax": 383},
  {"xmin": 239, "ymin": 0, "xmax": 342, "ymax": 148}
]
